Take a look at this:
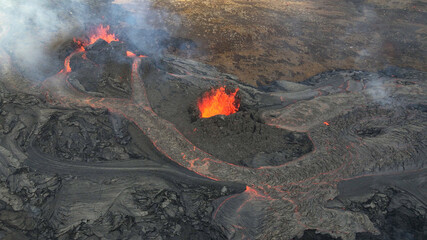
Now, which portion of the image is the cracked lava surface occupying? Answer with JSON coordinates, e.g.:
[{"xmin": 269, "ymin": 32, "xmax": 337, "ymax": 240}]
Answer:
[
  {"xmin": 30, "ymin": 40, "xmax": 426, "ymax": 239},
  {"xmin": 0, "ymin": 31, "xmax": 425, "ymax": 238}
]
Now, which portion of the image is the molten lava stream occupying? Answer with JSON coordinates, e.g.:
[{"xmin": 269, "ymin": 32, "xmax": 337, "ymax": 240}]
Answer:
[
  {"xmin": 63, "ymin": 48, "xmax": 85, "ymax": 73},
  {"xmin": 61, "ymin": 24, "xmax": 119, "ymax": 74},
  {"xmin": 198, "ymin": 86, "xmax": 240, "ymax": 118}
]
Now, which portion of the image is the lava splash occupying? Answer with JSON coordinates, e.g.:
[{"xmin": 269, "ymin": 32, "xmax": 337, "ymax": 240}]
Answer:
[
  {"xmin": 198, "ymin": 86, "xmax": 240, "ymax": 118},
  {"xmin": 73, "ymin": 24, "xmax": 119, "ymax": 50},
  {"xmin": 87, "ymin": 24, "xmax": 118, "ymax": 45}
]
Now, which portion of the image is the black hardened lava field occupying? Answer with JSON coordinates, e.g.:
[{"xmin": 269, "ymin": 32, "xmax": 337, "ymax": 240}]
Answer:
[{"xmin": 0, "ymin": 1, "xmax": 425, "ymax": 240}]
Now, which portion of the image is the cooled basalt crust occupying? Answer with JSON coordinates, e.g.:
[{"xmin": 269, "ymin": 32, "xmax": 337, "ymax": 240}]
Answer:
[{"xmin": 0, "ymin": 40, "xmax": 425, "ymax": 239}]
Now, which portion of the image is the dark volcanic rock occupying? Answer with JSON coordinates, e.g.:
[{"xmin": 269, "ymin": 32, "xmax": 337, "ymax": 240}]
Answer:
[
  {"xmin": 335, "ymin": 170, "xmax": 427, "ymax": 240},
  {"xmin": 58, "ymin": 182, "xmax": 231, "ymax": 240},
  {"xmin": 85, "ymin": 39, "xmax": 127, "ymax": 65},
  {"xmin": 34, "ymin": 109, "xmax": 159, "ymax": 162},
  {"xmin": 68, "ymin": 40, "xmax": 132, "ymax": 98},
  {"xmin": 294, "ymin": 230, "xmax": 341, "ymax": 240},
  {"xmin": 190, "ymin": 111, "xmax": 313, "ymax": 167}
]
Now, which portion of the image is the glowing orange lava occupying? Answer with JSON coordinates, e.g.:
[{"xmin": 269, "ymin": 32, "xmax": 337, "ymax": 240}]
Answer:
[
  {"xmin": 88, "ymin": 25, "xmax": 119, "ymax": 44},
  {"xmin": 64, "ymin": 55, "xmax": 72, "ymax": 73},
  {"xmin": 62, "ymin": 25, "xmax": 119, "ymax": 73},
  {"xmin": 73, "ymin": 38, "xmax": 86, "ymax": 52},
  {"xmin": 197, "ymin": 86, "xmax": 240, "ymax": 118},
  {"xmin": 126, "ymin": 51, "xmax": 136, "ymax": 57},
  {"xmin": 73, "ymin": 24, "xmax": 119, "ymax": 50}
]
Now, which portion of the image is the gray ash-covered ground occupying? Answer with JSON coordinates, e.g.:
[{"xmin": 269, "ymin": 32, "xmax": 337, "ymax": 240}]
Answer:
[{"xmin": 0, "ymin": 32, "xmax": 425, "ymax": 240}]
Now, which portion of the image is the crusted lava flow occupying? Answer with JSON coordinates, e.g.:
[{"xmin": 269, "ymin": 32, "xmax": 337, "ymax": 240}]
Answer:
[{"xmin": 36, "ymin": 31, "xmax": 426, "ymax": 240}]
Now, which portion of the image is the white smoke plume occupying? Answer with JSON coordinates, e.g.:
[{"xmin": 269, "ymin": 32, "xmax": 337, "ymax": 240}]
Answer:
[
  {"xmin": 0, "ymin": 0, "xmax": 176, "ymax": 80},
  {"xmin": 0, "ymin": 0, "xmax": 93, "ymax": 79}
]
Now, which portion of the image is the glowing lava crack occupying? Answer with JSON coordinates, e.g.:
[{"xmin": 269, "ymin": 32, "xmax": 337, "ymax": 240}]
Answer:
[{"xmin": 34, "ymin": 28, "xmax": 427, "ymax": 240}]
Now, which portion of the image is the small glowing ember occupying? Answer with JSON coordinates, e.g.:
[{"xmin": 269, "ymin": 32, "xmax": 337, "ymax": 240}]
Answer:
[
  {"xmin": 324, "ymin": 121, "xmax": 330, "ymax": 126},
  {"xmin": 197, "ymin": 86, "xmax": 240, "ymax": 118}
]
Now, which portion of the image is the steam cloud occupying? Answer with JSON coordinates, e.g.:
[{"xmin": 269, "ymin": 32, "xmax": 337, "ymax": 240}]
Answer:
[
  {"xmin": 340, "ymin": 5, "xmax": 397, "ymax": 106},
  {"xmin": 0, "ymin": 0, "xmax": 176, "ymax": 80},
  {"xmin": 0, "ymin": 0, "xmax": 92, "ymax": 79}
]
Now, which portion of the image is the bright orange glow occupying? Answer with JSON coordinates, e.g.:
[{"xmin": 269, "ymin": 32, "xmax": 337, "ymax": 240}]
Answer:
[
  {"xmin": 73, "ymin": 38, "xmax": 86, "ymax": 51},
  {"xmin": 126, "ymin": 51, "xmax": 136, "ymax": 57},
  {"xmin": 73, "ymin": 25, "xmax": 119, "ymax": 50},
  {"xmin": 64, "ymin": 55, "xmax": 72, "ymax": 73},
  {"xmin": 63, "ymin": 41, "xmax": 86, "ymax": 73},
  {"xmin": 197, "ymin": 86, "xmax": 240, "ymax": 118},
  {"xmin": 323, "ymin": 122, "xmax": 330, "ymax": 126},
  {"xmin": 88, "ymin": 25, "xmax": 119, "ymax": 44}
]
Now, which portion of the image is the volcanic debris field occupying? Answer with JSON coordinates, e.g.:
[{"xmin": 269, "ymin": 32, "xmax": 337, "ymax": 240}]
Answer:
[{"xmin": 0, "ymin": 26, "xmax": 426, "ymax": 240}]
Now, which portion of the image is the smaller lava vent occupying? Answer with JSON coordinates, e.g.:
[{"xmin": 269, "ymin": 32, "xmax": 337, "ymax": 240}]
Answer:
[{"xmin": 197, "ymin": 86, "xmax": 240, "ymax": 118}]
